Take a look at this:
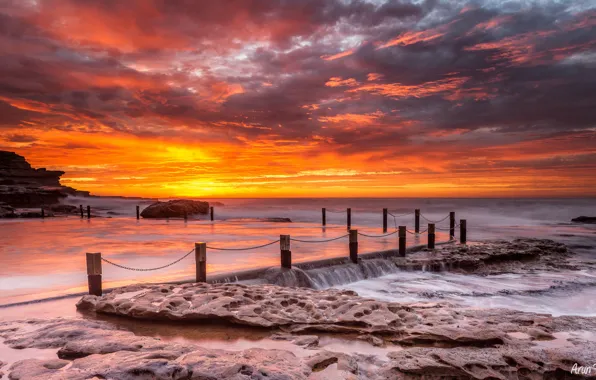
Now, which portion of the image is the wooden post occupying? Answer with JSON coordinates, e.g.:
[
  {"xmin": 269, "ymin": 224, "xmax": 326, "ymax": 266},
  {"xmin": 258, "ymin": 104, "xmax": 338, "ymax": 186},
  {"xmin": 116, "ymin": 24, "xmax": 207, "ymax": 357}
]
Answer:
[
  {"xmin": 86, "ymin": 252, "xmax": 102, "ymax": 296},
  {"xmin": 41, "ymin": 208, "xmax": 45, "ymax": 218},
  {"xmin": 184, "ymin": 210, "xmax": 188, "ymax": 222},
  {"xmin": 322, "ymin": 208, "xmax": 326, "ymax": 226},
  {"xmin": 86, "ymin": 205, "xmax": 91, "ymax": 219},
  {"xmin": 349, "ymin": 229, "xmax": 358, "ymax": 264},
  {"xmin": 460, "ymin": 219, "xmax": 467, "ymax": 244},
  {"xmin": 210, "ymin": 206, "xmax": 214, "ymax": 221},
  {"xmin": 399, "ymin": 226, "xmax": 406, "ymax": 257},
  {"xmin": 428, "ymin": 223, "xmax": 435, "ymax": 249},
  {"xmin": 195, "ymin": 242, "xmax": 207, "ymax": 282},
  {"xmin": 382, "ymin": 208, "xmax": 388, "ymax": 233},
  {"xmin": 415, "ymin": 209, "xmax": 420, "ymax": 233},
  {"xmin": 280, "ymin": 234, "xmax": 291, "ymax": 269},
  {"xmin": 449, "ymin": 211, "xmax": 455, "ymax": 240},
  {"xmin": 80, "ymin": 205, "xmax": 84, "ymax": 218},
  {"xmin": 136, "ymin": 205, "xmax": 140, "ymax": 220},
  {"xmin": 347, "ymin": 208, "xmax": 351, "ymax": 230}
]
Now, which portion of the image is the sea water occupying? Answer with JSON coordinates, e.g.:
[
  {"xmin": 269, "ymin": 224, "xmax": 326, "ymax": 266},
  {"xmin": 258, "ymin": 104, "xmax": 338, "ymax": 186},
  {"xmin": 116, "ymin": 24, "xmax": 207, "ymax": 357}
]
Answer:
[{"xmin": 1, "ymin": 197, "xmax": 595, "ymax": 316}]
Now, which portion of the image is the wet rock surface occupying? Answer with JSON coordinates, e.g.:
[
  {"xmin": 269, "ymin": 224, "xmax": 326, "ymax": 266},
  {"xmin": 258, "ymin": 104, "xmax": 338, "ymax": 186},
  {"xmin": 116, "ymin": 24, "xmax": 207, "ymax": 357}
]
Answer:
[
  {"xmin": 0, "ymin": 318, "xmax": 360, "ymax": 379},
  {"xmin": 140, "ymin": 199, "xmax": 209, "ymax": 218},
  {"xmin": 3, "ymin": 289, "xmax": 596, "ymax": 379},
  {"xmin": 398, "ymin": 238, "xmax": 574, "ymax": 274}
]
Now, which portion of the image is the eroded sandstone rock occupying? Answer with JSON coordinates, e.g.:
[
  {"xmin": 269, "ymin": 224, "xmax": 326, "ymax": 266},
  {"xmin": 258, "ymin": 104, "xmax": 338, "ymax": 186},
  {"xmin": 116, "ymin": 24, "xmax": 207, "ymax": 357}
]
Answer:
[
  {"xmin": 397, "ymin": 238, "xmax": 573, "ymax": 274},
  {"xmin": 5, "ymin": 289, "xmax": 596, "ymax": 379}
]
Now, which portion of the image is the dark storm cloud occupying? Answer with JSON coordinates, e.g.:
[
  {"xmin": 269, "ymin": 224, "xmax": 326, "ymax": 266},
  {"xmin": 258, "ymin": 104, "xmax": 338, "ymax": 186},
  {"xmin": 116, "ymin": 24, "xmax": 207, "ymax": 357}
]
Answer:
[{"xmin": 0, "ymin": 0, "xmax": 594, "ymax": 166}]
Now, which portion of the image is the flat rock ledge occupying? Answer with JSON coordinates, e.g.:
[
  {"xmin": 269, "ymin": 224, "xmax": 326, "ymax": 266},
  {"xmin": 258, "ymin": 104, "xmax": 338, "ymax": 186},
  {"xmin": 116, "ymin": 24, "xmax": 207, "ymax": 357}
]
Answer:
[
  {"xmin": 396, "ymin": 238, "xmax": 575, "ymax": 274},
  {"xmin": 69, "ymin": 282, "xmax": 596, "ymax": 378}
]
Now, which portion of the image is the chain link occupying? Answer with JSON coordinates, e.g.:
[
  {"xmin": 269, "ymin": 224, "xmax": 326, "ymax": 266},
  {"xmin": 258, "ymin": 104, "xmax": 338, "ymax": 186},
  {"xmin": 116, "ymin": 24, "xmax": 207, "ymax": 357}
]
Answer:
[
  {"xmin": 206, "ymin": 240, "xmax": 280, "ymax": 251},
  {"xmin": 387, "ymin": 211, "xmax": 413, "ymax": 218},
  {"xmin": 101, "ymin": 248, "xmax": 195, "ymax": 272},
  {"xmin": 358, "ymin": 229, "xmax": 399, "ymax": 238},
  {"xmin": 290, "ymin": 234, "xmax": 349, "ymax": 243},
  {"xmin": 420, "ymin": 214, "xmax": 450, "ymax": 224},
  {"xmin": 406, "ymin": 228, "xmax": 428, "ymax": 235}
]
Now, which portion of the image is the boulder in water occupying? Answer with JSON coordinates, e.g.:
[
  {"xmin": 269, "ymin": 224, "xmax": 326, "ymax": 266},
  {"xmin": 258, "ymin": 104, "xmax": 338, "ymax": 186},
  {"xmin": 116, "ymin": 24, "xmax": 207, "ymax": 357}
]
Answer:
[
  {"xmin": 140, "ymin": 199, "xmax": 209, "ymax": 218},
  {"xmin": 571, "ymin": 216, "xmax": 596, "ymax": 224}
]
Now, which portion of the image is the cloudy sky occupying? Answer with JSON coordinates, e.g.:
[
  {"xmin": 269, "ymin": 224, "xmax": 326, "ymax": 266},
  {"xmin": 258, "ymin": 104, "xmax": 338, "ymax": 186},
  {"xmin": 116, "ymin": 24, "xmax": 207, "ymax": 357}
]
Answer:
[{"xmin": 1, "ymin": 0, "xmax": 595, "ymax": 197}]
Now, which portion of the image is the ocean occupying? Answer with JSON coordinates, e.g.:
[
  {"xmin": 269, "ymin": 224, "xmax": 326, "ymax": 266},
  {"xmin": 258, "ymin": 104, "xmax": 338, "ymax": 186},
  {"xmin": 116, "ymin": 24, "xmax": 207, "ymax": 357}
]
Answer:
[{"xmin": 1, "ymin": 197, "xmax": 595, "ymax": 317}]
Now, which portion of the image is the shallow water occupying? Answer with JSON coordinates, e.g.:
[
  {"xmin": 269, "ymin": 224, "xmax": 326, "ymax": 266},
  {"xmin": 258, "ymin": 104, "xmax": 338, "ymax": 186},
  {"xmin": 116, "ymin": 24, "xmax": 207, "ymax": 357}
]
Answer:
[
  {"xmin": 1, "ymin": 197, "xmax": 595, "ymax": 314},
  {"xmin": 339, "ymin": 269, "xmax": 596, "ymax": 316}
]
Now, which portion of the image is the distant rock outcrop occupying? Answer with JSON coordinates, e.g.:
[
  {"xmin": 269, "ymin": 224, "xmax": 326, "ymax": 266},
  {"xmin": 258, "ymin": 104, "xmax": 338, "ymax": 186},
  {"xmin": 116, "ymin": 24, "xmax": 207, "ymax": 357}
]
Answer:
[
  {"xmin": 0, "ymin": 151, "xmax": 89, "ymax": 208},
  {"xmin": 140, "ymin": 199, "xmax": 209, "ymax": 218},
  {"xmin": 571, "ymin": 216, "xmax": 596, "ymax": 224}
]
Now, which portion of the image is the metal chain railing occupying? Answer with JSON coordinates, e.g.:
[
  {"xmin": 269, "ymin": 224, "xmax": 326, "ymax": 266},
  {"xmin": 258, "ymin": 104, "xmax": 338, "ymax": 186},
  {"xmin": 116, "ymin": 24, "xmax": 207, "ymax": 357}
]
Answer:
[
  {"xmin": 358, "ymin": 229, "xmax": 399, "ymax": 238},
  {"xmin": 290, "ymin": 234, "xmax": 349, "ymax": 243},
  {"xmin": 420, "ymin": 214, "xmax": 450, "ymax": 224},
  {"xmin": 206, "ymin": 240, "xmax": 280, "ymax": 251},
  {"xmin": 101, "ymin": 247, "xmax": 195, "ymax": 271},
  {"xmin": 387, "ymin": 211, "xmax": 413, "ymax": 218},
  {"xmin": 406, "ymin": 228, "xmax": 428, "ymax": 235}
]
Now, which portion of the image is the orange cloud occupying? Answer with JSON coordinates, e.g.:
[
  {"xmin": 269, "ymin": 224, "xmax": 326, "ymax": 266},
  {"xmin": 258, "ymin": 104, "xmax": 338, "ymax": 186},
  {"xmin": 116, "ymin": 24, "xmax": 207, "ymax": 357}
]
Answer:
[
  {"xmin": 325, "ymin": 77, "xmax": 359, "ymax": 87},
  {"xmin": 349, "ymin": 77, "xmax": 468, "ymax": 99},
  {"xmin": 319, "ymin": 111, "xmax": 384, "ymax": 125},
  {"xmin": 378, "ymin": 29, "xmax": 444, "ymax": 49},
  {"xmin": 321, "ymin": 48, "xmax": 356, "ymax": 61}
]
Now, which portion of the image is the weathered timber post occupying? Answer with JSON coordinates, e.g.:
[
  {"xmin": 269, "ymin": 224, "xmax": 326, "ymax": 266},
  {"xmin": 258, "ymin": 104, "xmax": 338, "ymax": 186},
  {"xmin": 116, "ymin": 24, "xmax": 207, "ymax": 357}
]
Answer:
[
  {"xmin": 280, "ymin": 234, "xmax": 291, "ymax": 269},
  {"xmin": 86, "ymin": 205, "xmax": 91, "ymax": 219},
  {"xmin": 184, "ymin": 210, "xmax": 188, "ymax": 222},
  {"xmin": 399, "ymin": 226, "xmax": 406, "ymax": 257},
  {"xmin": 136, "ymin": 205, "xmax": 140, "ymax": 220},
  {"xmin": 210, "ymin": 206, "xmax": 214, "ymax": 221},
  {"xmin": 383, "ymin": 208, "xmax": 388, "ymax": 233},
  {"xmin": 415, "ymin": 209, "xmax": 420, "ymax": 233},
  {"xmin": 428, "ymin": 223, "xmax": 435, "ymax": 249},
  {"xmin": 347, "ymin": 208, "xmax": 351, "ymax": 230},
  {"xmin": 80, "ymin": 205, "xmax": 84, "ymax": 218},
  {"xmin": 449, "ymin": 212, "xmax": 455, "ymax": 240},
  {"xmin": 195, "ymin": 242, "xmax": 207, "ymax": 282},
  {"xmin": 41, "ymin": 208, "xmax": 45, "ymax": 218},
  {"xmin": 86, "ymin": 252, "xmax": 102, "ymax": 296},
  {"xmin": 349, "ymin": 229, "xmax": 358, "ymax": 264},
  {"xmin": 322, "ymin": 208, "xmax": 326, "ymax": 226},
  {"xmin": 460, "ymin": 219, "xmax": 467, "ymax": 244}
]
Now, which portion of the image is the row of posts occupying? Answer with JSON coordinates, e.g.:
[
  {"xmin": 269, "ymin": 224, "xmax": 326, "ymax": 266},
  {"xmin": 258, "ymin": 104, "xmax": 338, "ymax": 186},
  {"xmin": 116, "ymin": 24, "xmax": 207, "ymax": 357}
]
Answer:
[
  {"xmin": 85, "ymin": 220, "xmax": 468, "ymax": 296},
  {"xmin": 322, "ymin": 208, "xmax": 465, "ymax": 242},
  {"xmin": 75, "ymin": 205, "xmax": 216, "ymax": 221}
]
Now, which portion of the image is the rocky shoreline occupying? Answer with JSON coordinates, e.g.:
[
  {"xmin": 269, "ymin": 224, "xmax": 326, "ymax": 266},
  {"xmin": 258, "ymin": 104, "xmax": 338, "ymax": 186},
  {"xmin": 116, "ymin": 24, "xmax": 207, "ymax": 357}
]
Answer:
[
  {"xmin": 1, "ymin": 238, "xmax": 595, "ymax": 379},
  {"xmin": 2, "ymin": 284, "xmax": 595, "ymax": 379},
  {"xmin": 0, "ymin": 151, "xmax": 89, "ymax": 209}
]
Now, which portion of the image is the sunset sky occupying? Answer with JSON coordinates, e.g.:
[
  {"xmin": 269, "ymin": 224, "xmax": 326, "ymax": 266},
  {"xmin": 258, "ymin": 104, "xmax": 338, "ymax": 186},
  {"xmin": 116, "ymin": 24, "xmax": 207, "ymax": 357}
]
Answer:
[{"xmin": 1, "ymin": 0, "xmax": 595, "ymax": 198}]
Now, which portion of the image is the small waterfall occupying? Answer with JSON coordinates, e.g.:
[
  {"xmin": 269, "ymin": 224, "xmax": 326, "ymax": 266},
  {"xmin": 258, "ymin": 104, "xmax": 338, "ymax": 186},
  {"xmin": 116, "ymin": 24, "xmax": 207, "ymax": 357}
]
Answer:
[
  {"xmin": 263, "ymin": 267, "xmax": 316, "ymax": 288},
  {"xmin": 303, "ymin": 259, "xmax": 398, "ymax": 289},
  {"xmin": 259, "ymin": 259, "xmax": 401, "ymax": 289}
]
